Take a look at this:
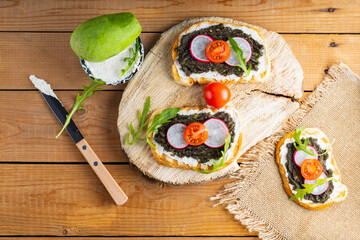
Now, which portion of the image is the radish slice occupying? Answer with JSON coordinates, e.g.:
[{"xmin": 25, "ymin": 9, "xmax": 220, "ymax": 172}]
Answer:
[
  {"xmin": 203, "ymin": 118, "xmax": 229, "ymax": 148},
  {"xmin": 293, "ymin": 146, "xmax": 318, "ymax": 167},
  {"xmin": 166, "ymin": 123, "xmax": 188, "ymax": 149},
  {"xmin": 225, "ymin": 37, "xmax": 252, "ymax": 66},
  {"xmin": 190, "ymin": 35, "xmax": 214, "ymax": 63},
  {"xmin": 304, "ymin": 172, "xmax": 328, "ymax": 195}
]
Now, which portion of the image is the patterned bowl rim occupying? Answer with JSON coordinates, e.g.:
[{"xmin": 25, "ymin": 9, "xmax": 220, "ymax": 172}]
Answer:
[{"xmin": 79, "ymin": 37, "xmax": 145, "ymax": 86}]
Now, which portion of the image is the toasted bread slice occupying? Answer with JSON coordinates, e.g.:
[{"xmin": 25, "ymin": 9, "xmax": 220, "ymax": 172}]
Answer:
[
  {"xmin": 148, "ymin": 106, "xmax": 242, "ymax": 172},
  {"xmin": 172, "ymin": 20, "xmax": 270, "ymax": 86},
  {"xmin": 275, "ymin": 128, "xmax": 348, "ymax": 210}
]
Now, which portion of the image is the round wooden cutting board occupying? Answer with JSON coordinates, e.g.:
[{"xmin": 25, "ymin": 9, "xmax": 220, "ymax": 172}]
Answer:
[{"xmin": 118, "ymin": 17, "xmax": 303, "ymax": 185}]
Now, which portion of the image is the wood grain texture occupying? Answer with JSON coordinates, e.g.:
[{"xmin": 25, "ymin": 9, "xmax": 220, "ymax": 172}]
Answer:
[
  {"xmin": 1, "ymin": 0, "xmax": 357, "ymax": 238},
  {"xmin": 0, "ymin": 91, "xmax": 127, "ymax": 163},
  {"xmin": 0, "ymin": 0, "xmax": 359, "ymax": 33},
  {"xmin": 1, "ymin": 32, "xmax": 359, "ymax": 90},
  {"xmin": 0, "ymin": 91, "xmax": 311, "ymax": 166},
  {"xmin": 0, "ymin": 90, "xmax": 309, "ymax": 164},
  {"xmin": 0, "ymin": 164, "xmax": 254, "ymax": 236},
  {"xmin": 4, "ymin": 238, "xmax": 259, "ymax": 239},
  {"xmin": 75, "ymin": 139, "xmax": 128, "ymax": 205},
  {"xmin": 0, "ymin": 32, "xmax": 158, "ymax": 90}
]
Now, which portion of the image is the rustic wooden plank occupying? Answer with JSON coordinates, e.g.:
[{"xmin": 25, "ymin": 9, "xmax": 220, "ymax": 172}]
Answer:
[
  {"xmin": 0, "ymin": 32, "xmax": 158, "ymax": 90},
  {"xmin": 0, "ymin": 90, "xmax": 316, "ymax": 164},
  {"xmin": 282, "ymin": 34, "xmax": 360, "ymax": 91},
  {"xmin": 0, "ymin": 91, "xmax": 127, "ymax": 163},
  {"xmin": 1, "ymin": 33, "xmax": 359, "ymax": 90},
  {"xmin": 0, "ymin": 164, "xmax": 254, "ymax": 236},
  {"xmin": 8, "ymin": 237, "xmax": 259, "ymax": 239},
  {"xmin": 0, "ymin": 0, "xmax": 359, "ymax": 33}
]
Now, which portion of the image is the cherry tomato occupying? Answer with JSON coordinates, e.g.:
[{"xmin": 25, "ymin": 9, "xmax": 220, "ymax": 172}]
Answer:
[
  {"xmin": 184, "ymin": 122, "xmax": 208, "ymax": 146},
  {"xmin": 301, "ymin": 159, "xmax": 323, "ymax": 180},
  {"xmin": 205, "ymin": 40, "xmax": 231, "ymax": 63},
  {"xmin": 204, "ymin": 82, "xmax": 231, "ymax": 108}
]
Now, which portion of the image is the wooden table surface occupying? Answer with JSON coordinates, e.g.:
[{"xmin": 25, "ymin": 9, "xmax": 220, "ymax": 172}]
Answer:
[{"xmin": 1, "ymin": 0, "xmax": 359, "ymax": 239}]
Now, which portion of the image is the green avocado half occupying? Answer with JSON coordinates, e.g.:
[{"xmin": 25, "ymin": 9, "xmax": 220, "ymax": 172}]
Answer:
[{"xmin": 70, "ymin": 12, "xmax": 142, "ymax": 62}]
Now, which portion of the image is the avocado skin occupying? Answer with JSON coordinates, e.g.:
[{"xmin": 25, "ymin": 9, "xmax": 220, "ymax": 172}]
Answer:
[{"xmin": 70, "ymin": 12, "xmax": 142, "ymax": 62}]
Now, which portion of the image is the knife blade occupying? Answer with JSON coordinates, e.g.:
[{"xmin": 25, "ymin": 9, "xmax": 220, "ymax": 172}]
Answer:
[
  {"xmin": 39, "ymin": 92, "xmax": 84, "ymax": 143},
  {"xmin": 30, "ymin": 75, "xmax": 128, "ymax": 205}
]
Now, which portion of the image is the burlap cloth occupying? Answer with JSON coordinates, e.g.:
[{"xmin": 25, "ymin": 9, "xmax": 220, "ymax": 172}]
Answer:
[{"xmin": 212, "ymin": 63, "xmax": 360, "ymax": 240}]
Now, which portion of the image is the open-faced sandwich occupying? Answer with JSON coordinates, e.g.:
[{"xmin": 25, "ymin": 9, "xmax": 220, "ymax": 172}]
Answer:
[
  {"xmin": 148, "ymin": 106, "xmax": 242, "ymax": 173},
  {"xmin": 126, "ymin": 83, "xmax": 241, "ymax": 173},
  {"xmin": 276, "ymin": 127, "xmax": 348, "ymax": 210},
  {"xmin": 172, "ymin": 21, "xmax": 270, "ymax": 86}
]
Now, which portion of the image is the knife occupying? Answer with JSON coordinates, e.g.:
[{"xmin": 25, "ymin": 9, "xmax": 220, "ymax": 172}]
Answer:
[{"xmin": 30, "ymin": 75, "xmax": 128, "ymax": 205}]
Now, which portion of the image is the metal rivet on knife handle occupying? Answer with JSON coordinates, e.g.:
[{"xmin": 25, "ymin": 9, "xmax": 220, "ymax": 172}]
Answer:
[{"xmin": 76, "ymin": 139, "xmax": 128, "ymax": 205}]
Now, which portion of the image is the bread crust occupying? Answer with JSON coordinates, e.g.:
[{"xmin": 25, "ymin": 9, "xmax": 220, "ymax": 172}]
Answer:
[
  {"xmin": 275, "ymin": 128, "xmax": 348, "ymax": 210},
  {"xmin": 148, "ymin": 106, "xmax": 242, "ymax": 172},
  {"xmin": 171, "ymin": 20, "xmax": 270, "ymax": 86}
]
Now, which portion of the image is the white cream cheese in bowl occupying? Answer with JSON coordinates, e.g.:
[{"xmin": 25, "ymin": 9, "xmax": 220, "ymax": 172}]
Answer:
[{"xmin": 80, "ymin": 38, "xmax": 144, "ymax": 85}]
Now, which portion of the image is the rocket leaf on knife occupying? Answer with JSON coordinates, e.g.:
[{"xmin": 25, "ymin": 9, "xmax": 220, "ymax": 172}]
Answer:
[
  {"xmin": 126, "ymin": 96, "xmax": 151, "ymax": 145},
  {"xmin": 290, "ymin": 177, "xmax": 337, "ymax": 201},
  {"xmin": 120, "ymin": 38, "xmax": 142, "ymax": 77},
  {"xmin": 146, "ymin": 107, "xmax": 181, "ymax": 149},
  {"xmin": 228, "ymin": 37, "xmax": 251, "ymax": 77},
  {"xmin": 196, "ymin": 133, "xmax": 231, "ymax": 174},
  {"xmin": 55, "ymin": 78, "xmax": 106, "ymax": 139}
]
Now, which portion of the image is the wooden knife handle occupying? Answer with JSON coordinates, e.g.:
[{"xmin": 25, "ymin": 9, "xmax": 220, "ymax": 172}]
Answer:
[{"xmin": 76, "ymin": 139, "xmax": 128, "ymax": 205}]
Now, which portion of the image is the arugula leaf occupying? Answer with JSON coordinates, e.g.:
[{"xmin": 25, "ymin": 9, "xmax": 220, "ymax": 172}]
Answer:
[
  {"xmin": 317, "ymin": 139, "xmax": 335, "ymax": 156},
  {"xmin": 290, "ymin": 177, "xmax": 337, "ymax": 201},
  {"xmin": 126, "ymin": 96, "xmax": 151, "ymax": 145},
  {"xmin": 293, "ymin": 127, "xmax": 316, "ymax": 155},
  {"xmin": 228, "ymin": 37, "xmax": 251, "ymax": 77},
  {"xmin": 196, "ymin": 133, "xmax": 231, "ymax": 174},
  {"xmin": 293, "ymin": 127, "xmax": 333, "ymax": 157},
  {"xmin": 146, "ymin": 107, "xmax": 181, "ymax": 149},
  {"xmin": 55, "ymin": 78, "xmax": 106, "ymax": 139},
  {"xmin": 120, "ymin": 38, "xmax": 142, "ymax": 77}
]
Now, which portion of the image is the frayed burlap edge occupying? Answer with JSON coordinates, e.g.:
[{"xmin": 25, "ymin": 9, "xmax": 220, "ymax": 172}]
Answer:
[{"xmin": 211, "ymin": 62, "xmax": 352, "ymax": 240}]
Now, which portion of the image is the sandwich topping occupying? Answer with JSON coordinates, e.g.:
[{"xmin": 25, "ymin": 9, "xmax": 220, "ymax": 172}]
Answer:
[
  {"xmin": 283, "ymin": 137, "xmax": 335, "ymax": 203},
  {"xmin": 152, "ymin": 109, "xmax": 236, "ymax": 164},
  {"xmin": 176, "ymin": 23, "xmax": 265, "ymax": 78},
  {"xmin": 279, "ymin": 128, "xmax": 348, "ymax": 206}
]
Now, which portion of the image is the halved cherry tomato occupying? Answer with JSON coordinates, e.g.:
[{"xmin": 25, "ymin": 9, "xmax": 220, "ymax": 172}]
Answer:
[
  {"xmin": 205, "ymin": 40, "xmax": 231, "ymax": 63},
  {"xmin": 204, "ymin": 82, "xmax": 231, "ymax": 108},
  {"xmin": 301, "ymin": 159, "xmax": 323, "ymax": 180},
  {"xmin": 184, "ymin": 122, "xmax": 208, "ymax": 146}
]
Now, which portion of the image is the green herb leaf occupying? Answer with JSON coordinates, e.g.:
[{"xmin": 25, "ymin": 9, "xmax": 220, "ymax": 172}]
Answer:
[
  {"xmin": 228, "ymin": 37, "xmax": 251, "ymax": 77},
  {"xmin": 195, "ymin": 133, "xmax": 231, "ymax": 174},
  {"xmin": 55, "ymin": 78, "xmax": 106, "ymax": 139},
  {"xmin": 290, "ymin": 177, "xmax": 337, "ymax": 201},
  {"xmin": 146, "ymin": 107, "xmax": 181, "ymax": 149},
  {"xmin": 293, "ymin": 127, "xmax": 316, "ymax": 156},
  {"xmin": 126, "ymin": 96, "xmax": 151, "ymax": 145},
  {"xmin": 120, "ymin": 38, "xmax": 142, "ymax": 77},
  {"xmin": 293, "ymin": 127, "xmax": 334, "ymax": 157},
  {"xmin": 317, "ymin": 139, "xmax": 335, "ymax": 156}
]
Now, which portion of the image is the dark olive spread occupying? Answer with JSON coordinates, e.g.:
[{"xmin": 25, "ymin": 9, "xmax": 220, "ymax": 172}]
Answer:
[
  {"xmin": 285, "ymin": 137, "xmax": 334, "ymax": 203},
  {"xmin": 153, "ymin": 111, "xmax": 235, "ymax": 163},
  {"xmin": 176, "ymin": 24, "xmax": 264, "ymax": 77}
]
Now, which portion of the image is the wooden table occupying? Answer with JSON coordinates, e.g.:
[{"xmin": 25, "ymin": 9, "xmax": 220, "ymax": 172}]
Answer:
[{"xmin": 0, "ymin": 1, "xmax": 359, "ymax": 239}]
